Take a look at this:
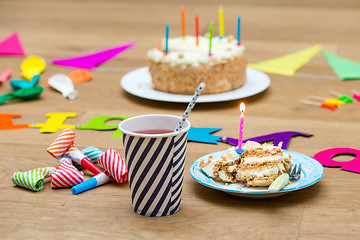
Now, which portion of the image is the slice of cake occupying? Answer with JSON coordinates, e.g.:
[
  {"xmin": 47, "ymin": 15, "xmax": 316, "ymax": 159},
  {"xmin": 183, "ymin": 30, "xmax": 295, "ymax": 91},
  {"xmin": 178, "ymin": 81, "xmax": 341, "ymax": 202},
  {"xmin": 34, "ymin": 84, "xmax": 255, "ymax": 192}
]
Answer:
[
  {"xmin": 147, "ymin": 35, "xmax": 246, "ymax": 95},
  {"xmin": 199, "ymin": 141, "xmax": 292, "ymax": 187}
]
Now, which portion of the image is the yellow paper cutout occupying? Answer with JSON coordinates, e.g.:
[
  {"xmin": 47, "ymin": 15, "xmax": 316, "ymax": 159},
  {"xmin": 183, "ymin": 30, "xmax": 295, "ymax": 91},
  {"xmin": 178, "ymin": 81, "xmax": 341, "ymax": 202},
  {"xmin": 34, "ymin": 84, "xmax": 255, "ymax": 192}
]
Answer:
[
  {"xmin": 247, "ymin": 45, "xmax": 322, "ymax": 76},
  {"xmin": 31, "ymin": 112, "xmax": 76, "ymax": 133}
]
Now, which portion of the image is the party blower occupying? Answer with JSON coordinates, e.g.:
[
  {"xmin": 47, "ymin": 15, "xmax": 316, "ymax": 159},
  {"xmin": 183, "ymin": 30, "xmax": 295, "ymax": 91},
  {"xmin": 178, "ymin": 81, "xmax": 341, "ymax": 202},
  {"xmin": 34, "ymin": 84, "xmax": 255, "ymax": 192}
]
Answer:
[
  {"xmin": 71, "ymin": 149, "xmax": 128, "ymax": 194},
  {"xmin": 47, "ymin": 128, "xmax": 103, "ymax": 175}
]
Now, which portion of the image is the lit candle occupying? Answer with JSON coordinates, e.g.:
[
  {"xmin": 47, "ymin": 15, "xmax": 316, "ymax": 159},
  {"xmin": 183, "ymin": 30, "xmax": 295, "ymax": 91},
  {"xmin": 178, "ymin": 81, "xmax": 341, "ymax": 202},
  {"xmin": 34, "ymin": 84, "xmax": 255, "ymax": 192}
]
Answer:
[
  {"xmin": 238, "ymin": 102, "xmax": 245, "ymax": 151},
  {"xmin": 165, "ymin": 22, "xmax": 169, "ymax": 54},
  {"xmin": 195, "ymin": 14, "xmax": 199, "ymax": 46},
  {"xmin": 181, "ymin": 6, "xmax": 186, "ymax": 38},
  {"xmin": 237, "ymin": 14, "xmax": 241, "ymax": 45},
  {"xmin": 219, "ymin": 6, "xmax": 224, "ymax": 38},
  {"xmin": 208, "ymin": 21, "xmax": 213, "ymax": 56}
]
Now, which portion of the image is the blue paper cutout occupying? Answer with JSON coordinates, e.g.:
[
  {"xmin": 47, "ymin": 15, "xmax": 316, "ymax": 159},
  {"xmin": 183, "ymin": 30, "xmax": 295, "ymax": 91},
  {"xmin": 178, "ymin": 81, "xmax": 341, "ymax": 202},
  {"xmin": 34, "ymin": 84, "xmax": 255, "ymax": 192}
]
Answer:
[{"xmin": 187, "ymin": 127, "xmax": 222, "ymax": 144}]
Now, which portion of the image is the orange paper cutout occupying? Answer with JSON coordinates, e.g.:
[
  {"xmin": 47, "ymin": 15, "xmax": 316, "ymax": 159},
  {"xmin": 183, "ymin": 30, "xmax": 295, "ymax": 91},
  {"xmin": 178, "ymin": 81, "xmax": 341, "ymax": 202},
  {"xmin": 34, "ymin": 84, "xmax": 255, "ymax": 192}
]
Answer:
[{"xmin": 0, "ymin": 113, "xmax": 29, "ymax": 130}]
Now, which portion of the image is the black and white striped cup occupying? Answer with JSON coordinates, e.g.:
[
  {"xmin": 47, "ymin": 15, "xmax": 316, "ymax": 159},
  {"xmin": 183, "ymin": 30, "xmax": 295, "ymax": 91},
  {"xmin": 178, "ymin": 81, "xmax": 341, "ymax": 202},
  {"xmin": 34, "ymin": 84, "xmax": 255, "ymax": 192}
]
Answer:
[{"xmin": 118, "ymin": 115, "xmax": 191, "ymax": 217}]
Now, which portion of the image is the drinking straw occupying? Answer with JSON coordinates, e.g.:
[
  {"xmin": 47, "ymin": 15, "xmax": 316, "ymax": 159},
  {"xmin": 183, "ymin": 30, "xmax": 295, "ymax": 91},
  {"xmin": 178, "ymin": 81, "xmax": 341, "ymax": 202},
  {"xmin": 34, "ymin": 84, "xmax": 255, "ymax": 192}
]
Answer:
[{"xmin": 175, "ymin": 82, "xmax": 206, "ymax": 131}]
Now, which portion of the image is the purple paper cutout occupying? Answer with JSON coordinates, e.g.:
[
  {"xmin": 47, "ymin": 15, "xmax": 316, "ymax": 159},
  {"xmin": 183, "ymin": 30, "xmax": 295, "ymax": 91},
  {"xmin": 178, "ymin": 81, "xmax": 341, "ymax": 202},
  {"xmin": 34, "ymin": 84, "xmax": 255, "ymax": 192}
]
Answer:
[
  {"xmin": 313, "ymin": 148, "xmax": 360, "ymax": 174},
  {"xmin": 220, "ymin": 131, "xmax": 313, "ymax": 150},
  {"xmin": 0, "ymin": 32, "xmax": 25, "ymax": 56},
  {"xmin": 51, "ymin": 42, "xmax": 136, "ymax": 70}
]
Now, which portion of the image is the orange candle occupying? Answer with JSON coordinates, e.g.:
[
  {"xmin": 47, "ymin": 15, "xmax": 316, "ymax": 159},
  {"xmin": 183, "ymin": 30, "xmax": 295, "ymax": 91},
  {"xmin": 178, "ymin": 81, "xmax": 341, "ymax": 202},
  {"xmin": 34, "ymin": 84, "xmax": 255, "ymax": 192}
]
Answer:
[{"xmin": 181, "ymin": 6, "xmax": 186, "ymax": 38}]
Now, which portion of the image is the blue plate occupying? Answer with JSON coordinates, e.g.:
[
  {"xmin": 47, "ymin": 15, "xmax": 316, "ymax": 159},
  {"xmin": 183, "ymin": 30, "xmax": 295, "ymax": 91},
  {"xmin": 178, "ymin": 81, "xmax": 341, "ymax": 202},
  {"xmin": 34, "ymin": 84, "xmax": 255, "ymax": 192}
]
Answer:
[{"xmin": 190, "ymin": 150, "xmax": 324, "ymax": 198}]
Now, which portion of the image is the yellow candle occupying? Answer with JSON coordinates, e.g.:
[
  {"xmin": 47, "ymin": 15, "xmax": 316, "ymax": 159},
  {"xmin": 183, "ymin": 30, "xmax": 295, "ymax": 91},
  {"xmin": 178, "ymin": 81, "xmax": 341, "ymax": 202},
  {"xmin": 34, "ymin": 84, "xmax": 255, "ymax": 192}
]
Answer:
[{"xmin": 219, "ymin": 6, "xmax": 224, "ymax": 38}]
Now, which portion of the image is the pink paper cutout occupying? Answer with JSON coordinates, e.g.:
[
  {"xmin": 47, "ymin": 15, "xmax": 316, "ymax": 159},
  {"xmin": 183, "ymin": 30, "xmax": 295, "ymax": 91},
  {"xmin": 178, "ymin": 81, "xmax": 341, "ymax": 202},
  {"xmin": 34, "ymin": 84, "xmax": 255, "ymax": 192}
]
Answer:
[
  {"xmin": 51, "ymin": 42, "xmax": 136, "ymax": 70},
  {"xmin": 313, "ymin": 148, "xmax": 360, "ymax": 174},
  {"xmin": 0, "ymin": 32, "xmax": 25, "ymax": 56}
]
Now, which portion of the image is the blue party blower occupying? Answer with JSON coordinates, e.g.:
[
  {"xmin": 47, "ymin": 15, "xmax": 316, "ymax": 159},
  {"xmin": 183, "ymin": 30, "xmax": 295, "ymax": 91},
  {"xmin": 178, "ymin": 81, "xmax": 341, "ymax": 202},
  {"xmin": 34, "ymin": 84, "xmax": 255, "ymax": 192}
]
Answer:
[{"xmin": 71, "ymin": 172, "xmax": 111, "ymax": 194}]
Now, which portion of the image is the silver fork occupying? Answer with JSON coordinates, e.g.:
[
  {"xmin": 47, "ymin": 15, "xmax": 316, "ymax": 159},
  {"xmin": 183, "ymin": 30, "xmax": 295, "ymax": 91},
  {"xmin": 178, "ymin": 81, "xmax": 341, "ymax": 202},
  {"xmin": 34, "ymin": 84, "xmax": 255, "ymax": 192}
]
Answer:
[{"xmin": 288, "ymin": 163, "xmax": 301, "ymax": 180}]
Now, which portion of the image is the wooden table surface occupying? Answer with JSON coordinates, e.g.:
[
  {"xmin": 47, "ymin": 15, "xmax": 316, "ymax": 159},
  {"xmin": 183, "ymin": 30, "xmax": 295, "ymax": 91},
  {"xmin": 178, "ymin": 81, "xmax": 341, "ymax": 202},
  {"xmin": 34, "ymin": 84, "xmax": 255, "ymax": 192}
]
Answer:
[{"xmin": 1, "ymin": 0, "xmax": 360, "ymax": 239}]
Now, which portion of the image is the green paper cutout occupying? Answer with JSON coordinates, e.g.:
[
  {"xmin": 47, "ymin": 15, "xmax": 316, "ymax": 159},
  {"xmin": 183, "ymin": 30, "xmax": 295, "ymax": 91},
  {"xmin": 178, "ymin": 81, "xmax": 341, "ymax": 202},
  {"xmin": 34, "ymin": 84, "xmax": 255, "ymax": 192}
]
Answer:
[
  {"xmin": 77, "ymin": 115, "xmax": 133, "ymax": 138},
  {"xmin": 322, "ymin": 50, "xmax": 360, "ymax": 80}
]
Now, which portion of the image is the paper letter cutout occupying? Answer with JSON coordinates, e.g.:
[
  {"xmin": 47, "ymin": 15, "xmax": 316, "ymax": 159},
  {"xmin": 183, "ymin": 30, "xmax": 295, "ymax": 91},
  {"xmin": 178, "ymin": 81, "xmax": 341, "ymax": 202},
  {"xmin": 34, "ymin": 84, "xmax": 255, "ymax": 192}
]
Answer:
[
  {"xmin": 0, "ymin": 113, "xmax": 29, "ymax": 130},
  {"xmin": 31, "ymin": 112, "xmax": 77, "ymax": 133},
  {"xmin": 248, "ymin": 45, "xmax": 322, "ymax": 76},
  {"xmin": 313, "ymin": 148, "xmax": 360, "ymax": 174},
  {"xmin": 77, "ymin": 115, "xmax": 132, "ymax": 138},
  {"xmin": 187, "ymin": 127, "xmax": 222, "ymax": 144},
  {"xmin": 322, "ymin": 50, "xmax": 360, "ymax": 80},
  {"xmin": 51, "ymin": 42, "xmax": 136, "ymax": 70},
  {"xmin": 220, "ymin": 131, "xmax": 313, "ymax": 149},
  {"xmin": 0, "ymin": 32, "xmax": 25, "ymax": 56}
]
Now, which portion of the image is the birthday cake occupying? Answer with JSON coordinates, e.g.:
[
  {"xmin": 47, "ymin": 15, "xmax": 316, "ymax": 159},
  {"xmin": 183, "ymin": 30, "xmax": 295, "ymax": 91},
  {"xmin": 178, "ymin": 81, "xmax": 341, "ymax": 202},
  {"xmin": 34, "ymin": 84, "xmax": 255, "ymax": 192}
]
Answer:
[
  {"xmin": 199, "ymin": 141, "xmax": 292, "ymax": 187},
  {"xmin": 147, "ymin": 35, "xmax": 246, "ymax": 95}
]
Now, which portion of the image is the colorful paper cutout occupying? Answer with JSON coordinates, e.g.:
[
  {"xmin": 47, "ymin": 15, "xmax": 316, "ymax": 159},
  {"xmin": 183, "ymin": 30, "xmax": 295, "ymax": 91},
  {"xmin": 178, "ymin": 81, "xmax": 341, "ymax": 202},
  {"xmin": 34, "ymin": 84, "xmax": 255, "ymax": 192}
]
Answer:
[
  {"xmin": 31, "ymin": 112, "xmax": 77, "ymax": 133},
  {"xmin": 313, "ymin": 148, "xmax": 360, "ymax": 174},
  {"xmin": 0, "ymin": 113, "xmax": 29, "ymax": 130},
  {"xmin": 187, "ymin": 127, "xmax": 222, "ymax": 144},
  {"xmin": 322, "ymin": 50, "xmax": 360, "ymax": 80},
  {"xmin": 51, "ymin": 42, "xmax": 136, "ymax": 70},
  {"xmin": 220, "ymin": 131, "xmax": 313, "ymax": 149},
  {"xmin": 248, "ymin": 45, "xmax": 322, "ymax": 76},
  {"xmin": 20, "ymin": 55, "xmax": 46, "ymax": 80},
  {"xmin": 10, "ymin": 74, "xmax": 40, "ymax": 90},
  {"xmin": 0, "ymin": 32, "xmax": 25, "ymax": 56},
  {"xmin": 77, "ymin": 115, "xmax": 132, "ymax": 139}
]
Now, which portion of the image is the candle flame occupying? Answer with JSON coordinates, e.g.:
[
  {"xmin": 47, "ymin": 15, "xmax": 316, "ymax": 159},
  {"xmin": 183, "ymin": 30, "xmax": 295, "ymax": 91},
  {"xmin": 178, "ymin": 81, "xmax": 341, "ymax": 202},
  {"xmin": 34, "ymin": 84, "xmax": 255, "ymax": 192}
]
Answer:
[{"xmin": 240, "ymin": 102, "xmax": 245, "ymax": 113}]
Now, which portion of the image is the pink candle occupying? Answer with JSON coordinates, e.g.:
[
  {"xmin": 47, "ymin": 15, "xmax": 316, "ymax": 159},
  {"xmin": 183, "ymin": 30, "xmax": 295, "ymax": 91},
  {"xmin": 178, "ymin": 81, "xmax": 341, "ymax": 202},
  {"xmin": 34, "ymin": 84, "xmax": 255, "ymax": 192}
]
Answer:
[{"xmin": 238, "ymin": 102, "xmax": 245, "ymax": 151}]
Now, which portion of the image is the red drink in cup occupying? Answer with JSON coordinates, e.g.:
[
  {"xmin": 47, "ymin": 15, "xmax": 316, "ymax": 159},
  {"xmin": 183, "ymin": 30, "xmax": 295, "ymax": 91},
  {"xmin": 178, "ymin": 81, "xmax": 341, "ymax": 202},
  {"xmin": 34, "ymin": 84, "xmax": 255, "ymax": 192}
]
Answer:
[{"xmin": 118, "ymin": 114, "xmax": 191, "ymax": 217}]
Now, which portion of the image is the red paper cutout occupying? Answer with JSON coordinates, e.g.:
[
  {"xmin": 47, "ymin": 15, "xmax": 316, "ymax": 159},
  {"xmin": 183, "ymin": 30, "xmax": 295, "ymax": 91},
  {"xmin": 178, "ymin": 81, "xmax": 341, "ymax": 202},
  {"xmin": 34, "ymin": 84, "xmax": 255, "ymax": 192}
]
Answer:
[
  {"xmin": 0, "ymin": 113, "xmax": 29, "ymax": 130},
  {"xmin": 313, "ymin": 148, "xmax": 360, "ymax": 174}
]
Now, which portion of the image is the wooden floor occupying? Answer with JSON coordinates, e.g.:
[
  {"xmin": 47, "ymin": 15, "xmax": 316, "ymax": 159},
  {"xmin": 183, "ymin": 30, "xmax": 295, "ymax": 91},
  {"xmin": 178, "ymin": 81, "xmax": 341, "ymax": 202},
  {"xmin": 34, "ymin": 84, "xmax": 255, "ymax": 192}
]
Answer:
[{"xmin": 1, "ymin": 0, "xmax": 360, "ymax": 239}]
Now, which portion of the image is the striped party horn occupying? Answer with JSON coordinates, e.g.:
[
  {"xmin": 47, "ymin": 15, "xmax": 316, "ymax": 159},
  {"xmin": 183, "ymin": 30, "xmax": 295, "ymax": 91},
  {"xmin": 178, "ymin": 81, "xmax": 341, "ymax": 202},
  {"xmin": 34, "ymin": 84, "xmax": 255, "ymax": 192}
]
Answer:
[
  {"xmin": 51, "ymin": 156, "xmax": 84, "ymax": 188},
  {"xmin": 12, "ymin": 167, "xmax": 56, "ymax": 192},
  {"xmin": 72, "ymin": 146, "xmax": 104, "ymax": 171},
  {"xmin": 71, "ymin": 149, "xmax": 127, "ymax": 194},
  {"xmin": 47, "ymin": 128, "xmax": 103, "ymax": 175}
]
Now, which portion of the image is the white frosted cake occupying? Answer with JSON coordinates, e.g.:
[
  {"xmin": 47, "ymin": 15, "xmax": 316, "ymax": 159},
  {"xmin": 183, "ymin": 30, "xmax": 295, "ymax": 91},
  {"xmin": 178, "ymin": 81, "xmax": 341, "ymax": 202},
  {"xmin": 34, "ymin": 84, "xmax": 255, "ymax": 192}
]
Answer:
[
  {"xmin": 199, "ymin": 141, "xmax": 292, "ymax": 187},
  {"xmin": 147, "ymin": 35, "xmax": 246, "ymax": 95}
]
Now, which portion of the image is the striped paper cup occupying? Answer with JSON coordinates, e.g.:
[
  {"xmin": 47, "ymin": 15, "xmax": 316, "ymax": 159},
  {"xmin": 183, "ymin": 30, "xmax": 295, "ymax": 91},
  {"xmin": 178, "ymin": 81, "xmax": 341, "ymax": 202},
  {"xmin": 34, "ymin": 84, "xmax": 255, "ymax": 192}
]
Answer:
[{"xmin": 118, "ymin": 114, "xmax": 190, "ymax": 217}]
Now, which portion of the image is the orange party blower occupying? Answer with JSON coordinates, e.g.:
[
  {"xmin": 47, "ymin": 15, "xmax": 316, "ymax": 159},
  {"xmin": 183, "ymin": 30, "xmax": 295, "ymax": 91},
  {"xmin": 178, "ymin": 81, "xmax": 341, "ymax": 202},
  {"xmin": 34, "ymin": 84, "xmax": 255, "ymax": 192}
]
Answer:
[{"xmin": 47, "ymin": 128, "xmax": 103, "ymax": 175}]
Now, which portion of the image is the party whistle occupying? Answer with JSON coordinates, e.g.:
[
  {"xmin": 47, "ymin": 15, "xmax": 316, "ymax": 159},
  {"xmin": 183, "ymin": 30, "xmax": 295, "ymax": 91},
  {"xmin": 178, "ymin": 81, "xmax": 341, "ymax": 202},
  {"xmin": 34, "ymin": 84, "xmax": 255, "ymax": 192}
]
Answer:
[
  {"xmin": 51, "ymin": 156, "xmax": 84, "ymax": 188},
  {"xmin": 0, "ymin": 85, "xmax": 43, "ymax": 105},
  {"xmin": 12, "ymin": 167, "xmax": 57, "ymax": 192},
  {"xmin": 47, "ymin": 128, "xmax": 103, "ymax": 175},
  {"xmin": 268, "ymin": 173, "xmax": 289, "ymax": 192},
  {"xmin": 330, "ymin": 90, "xmax": 354, "ymax": 103},
  {"xmin": 351, "ymin": 89, "xmax": 360, "ymax": 101},
  {"xmin": 72, "ymin": 146, "xmax": 104, "ymax": 171},
  {"xmin": 308, "ymin": 95, "xmax": 344, "ymax": 106},
  {"xmin": 301, "ymin": 100, "xmax": 338, "ymax": 110},
  {"xmin": 71, "ymin": 149, "xmax": 128, "ymax": 194}
]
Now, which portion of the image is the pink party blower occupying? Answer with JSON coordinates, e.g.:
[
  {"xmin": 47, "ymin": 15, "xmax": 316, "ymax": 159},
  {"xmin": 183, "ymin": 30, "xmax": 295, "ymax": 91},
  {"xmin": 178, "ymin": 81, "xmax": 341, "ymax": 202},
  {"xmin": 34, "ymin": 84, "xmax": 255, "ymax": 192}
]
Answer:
[
  {"xmin": 47, "ymin": 128, "xmax": 103, "ymax": 175},
  {"xmin": 71, "ymin": 149, "xmax": 128, "ymax": 194}
]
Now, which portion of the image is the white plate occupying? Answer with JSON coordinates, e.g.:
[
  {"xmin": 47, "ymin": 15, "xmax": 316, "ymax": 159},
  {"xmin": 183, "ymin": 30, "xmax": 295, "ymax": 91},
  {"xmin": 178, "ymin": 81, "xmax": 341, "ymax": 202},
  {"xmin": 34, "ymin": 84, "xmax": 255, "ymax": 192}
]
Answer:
[
  {"xmin": 190, "ymin": 150, "xmax": 324, "ymax": 199},
  {"xmin": 121, "ymin": 67, "xmax": 270, "ymax": 103}
]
